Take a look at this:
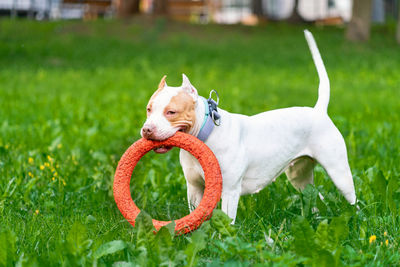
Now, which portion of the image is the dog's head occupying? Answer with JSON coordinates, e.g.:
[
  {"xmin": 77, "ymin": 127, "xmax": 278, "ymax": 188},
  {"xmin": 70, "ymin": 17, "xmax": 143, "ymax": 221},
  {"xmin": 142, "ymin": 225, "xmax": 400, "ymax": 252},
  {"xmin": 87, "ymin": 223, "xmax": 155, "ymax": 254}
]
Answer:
[{"xmin": 141, "ymin": 74, "xmax": 198, "ymax": 153}]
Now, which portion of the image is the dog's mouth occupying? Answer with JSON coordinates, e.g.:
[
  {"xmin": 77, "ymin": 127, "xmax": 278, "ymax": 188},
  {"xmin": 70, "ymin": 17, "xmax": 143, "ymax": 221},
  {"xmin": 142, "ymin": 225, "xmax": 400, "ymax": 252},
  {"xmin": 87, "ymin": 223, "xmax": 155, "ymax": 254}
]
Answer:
[
  {"xmin": 153, "ymin": 145, "xmax": 173, "ymax": 154},
  {"xmin": 178, "ymin": 126, "xmax": 187, "ymax": 133},
  {"xmin": 152, "ymin": 127, "xmax": 187, "ymax": 153}
]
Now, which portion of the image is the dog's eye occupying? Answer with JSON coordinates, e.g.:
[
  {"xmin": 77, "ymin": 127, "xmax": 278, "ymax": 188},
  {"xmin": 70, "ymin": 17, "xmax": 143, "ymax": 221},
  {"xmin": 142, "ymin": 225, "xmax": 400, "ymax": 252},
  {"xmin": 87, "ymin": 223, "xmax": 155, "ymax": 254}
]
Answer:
[
  {"xmin": 147, "ymin": 107, "xmax": 151, "ymax": 113},
  {"xmin": 166, "ymin": 110, "xmax": 176, "ymax": 115}
]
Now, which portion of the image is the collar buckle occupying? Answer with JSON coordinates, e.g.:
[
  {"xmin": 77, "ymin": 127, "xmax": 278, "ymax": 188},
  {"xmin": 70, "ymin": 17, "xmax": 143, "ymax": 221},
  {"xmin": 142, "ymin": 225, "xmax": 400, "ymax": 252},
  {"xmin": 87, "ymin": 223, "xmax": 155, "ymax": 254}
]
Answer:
[
  {"xmin": 197, "ymin": 90, "xmax": 221, "ymax": 142},
  {"xmin": 208, "ymin": 90, "xmax": 221, "ymax": 126}
]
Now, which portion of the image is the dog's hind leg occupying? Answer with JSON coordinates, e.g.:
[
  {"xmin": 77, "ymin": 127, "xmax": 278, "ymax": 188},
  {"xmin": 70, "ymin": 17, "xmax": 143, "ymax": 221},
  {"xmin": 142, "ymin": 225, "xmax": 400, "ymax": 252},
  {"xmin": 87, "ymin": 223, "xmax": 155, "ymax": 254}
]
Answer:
[
  {"xmin": 285, "ymin": 156, "xmax": 326, "ymax": 209},
  {"xmin": 285, "ymin": 156, "xmax": 316, "ymax": 191},
  {"xmin": 311, "ymin": 126, "xmax": 356, "ymax": 205}
]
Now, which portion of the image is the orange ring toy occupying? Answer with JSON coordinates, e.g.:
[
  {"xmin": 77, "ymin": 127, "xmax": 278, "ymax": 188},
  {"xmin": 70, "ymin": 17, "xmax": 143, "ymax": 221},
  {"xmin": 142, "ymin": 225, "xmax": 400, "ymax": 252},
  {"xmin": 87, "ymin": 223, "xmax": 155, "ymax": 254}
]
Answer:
[{"xmin": 113, "ymin": 131, "xmax": 222, "ymax": 235}]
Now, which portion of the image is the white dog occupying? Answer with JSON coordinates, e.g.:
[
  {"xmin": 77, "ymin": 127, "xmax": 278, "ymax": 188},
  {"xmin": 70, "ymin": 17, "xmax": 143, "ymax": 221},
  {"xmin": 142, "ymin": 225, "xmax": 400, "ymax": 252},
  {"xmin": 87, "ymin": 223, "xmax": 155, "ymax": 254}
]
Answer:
[{"xmin": 141, "ymin": 30, "xmax": 356, "ymax": 222}]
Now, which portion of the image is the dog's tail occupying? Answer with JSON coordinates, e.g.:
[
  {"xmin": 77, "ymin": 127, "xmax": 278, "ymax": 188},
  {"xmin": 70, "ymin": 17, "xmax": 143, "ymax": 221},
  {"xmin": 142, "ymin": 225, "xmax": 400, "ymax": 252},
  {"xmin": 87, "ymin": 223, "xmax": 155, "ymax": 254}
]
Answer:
[{"xmin": 304, "ymin": 30, "xmax": 330, "ymax": 113}]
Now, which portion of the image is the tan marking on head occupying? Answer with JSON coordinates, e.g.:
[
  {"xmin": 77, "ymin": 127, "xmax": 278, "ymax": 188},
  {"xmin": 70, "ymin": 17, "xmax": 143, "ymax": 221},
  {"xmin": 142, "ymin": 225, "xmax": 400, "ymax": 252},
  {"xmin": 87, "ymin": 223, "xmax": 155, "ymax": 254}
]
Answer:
[
  {"xmin": 147, "ymin": 75, "xmax": 167, "ymax": 115},
  {"xmin": 164, "ymin": 91, "xmax": 196, "ymax": 132}
]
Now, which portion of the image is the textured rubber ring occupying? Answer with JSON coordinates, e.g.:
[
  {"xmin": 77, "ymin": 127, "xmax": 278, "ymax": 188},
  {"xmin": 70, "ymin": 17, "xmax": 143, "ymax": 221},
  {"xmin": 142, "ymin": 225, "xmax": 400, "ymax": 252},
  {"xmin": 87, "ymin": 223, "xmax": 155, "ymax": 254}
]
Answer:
[{"xmin": 113, "ymin": 131, "xmax": 222, "ymax": 235}]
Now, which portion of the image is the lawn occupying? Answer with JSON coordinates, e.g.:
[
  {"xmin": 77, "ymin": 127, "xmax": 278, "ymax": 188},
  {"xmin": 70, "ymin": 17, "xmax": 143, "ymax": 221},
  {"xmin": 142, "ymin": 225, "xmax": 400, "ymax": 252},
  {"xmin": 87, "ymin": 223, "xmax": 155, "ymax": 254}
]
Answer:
[{"xmin": 0, "ymin": 18, "xmax": 399, "ymax": 266}]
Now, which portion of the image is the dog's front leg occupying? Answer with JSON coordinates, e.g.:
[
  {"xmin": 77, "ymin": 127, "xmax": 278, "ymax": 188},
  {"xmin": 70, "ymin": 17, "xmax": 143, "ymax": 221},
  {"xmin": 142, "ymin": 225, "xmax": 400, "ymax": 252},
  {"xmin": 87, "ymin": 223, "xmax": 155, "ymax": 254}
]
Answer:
[
  {"xmin": 187, "ymin": 182, "xmax": 204, "ymax": 212},
  {"xmin": 180, "ymin": 149, "xmax": 205, "ymax": 212},
  {"xmin": 221, "ymin": 188, "xmax": 241, "ymax": 224},
  {"xmin": 219, "ymin": 160, "xmax": 245, "ymax": 224}
]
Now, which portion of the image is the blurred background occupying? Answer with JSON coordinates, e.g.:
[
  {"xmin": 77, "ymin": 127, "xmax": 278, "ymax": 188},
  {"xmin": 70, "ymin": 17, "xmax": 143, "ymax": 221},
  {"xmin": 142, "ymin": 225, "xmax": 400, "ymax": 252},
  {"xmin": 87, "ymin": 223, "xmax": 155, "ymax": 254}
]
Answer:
[{"xmin": 0, "ymin": 0, "xmax": 399, "ymax": 42}]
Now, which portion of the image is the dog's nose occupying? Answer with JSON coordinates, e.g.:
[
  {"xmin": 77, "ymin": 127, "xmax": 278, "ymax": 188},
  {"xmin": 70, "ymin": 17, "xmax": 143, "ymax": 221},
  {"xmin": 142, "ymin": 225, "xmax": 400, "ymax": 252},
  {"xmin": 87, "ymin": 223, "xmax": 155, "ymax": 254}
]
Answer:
[{"xmin": 142, "ymin": 125, "xmax": 155, "ymax": 139}]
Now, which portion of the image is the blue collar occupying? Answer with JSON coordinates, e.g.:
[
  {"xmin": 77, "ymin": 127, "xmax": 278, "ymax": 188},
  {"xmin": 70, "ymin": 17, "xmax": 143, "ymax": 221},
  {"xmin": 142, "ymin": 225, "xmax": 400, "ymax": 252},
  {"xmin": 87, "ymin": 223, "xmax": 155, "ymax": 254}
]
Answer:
[{"xmin": 197, "ymin": 96, "xmax": 220, "ymax": 142}]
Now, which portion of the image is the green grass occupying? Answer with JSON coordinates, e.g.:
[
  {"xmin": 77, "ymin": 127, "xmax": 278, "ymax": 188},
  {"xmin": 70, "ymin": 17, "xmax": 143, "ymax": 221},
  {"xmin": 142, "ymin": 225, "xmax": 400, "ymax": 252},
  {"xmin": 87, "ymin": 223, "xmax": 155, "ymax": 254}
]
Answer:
[{"xmin": 1, "ymin": 18, "xmax": 400, "ymax": 266}]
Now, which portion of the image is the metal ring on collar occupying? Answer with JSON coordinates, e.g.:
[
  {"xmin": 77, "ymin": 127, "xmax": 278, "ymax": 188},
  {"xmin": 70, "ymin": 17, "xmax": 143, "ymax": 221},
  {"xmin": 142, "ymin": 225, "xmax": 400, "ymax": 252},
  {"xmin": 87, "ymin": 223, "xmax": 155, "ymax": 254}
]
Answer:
[{"xmin": 209, "ymin": 89, "xmax": 219, "ymax": 105}]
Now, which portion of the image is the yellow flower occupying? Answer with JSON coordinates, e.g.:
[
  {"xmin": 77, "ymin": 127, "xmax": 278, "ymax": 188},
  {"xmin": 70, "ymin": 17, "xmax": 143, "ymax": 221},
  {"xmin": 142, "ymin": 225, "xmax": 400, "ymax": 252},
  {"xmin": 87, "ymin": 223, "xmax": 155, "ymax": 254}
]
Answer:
[
  {"xmin": 384, "ymin": 231, "xmax": 387, "ymax": 237},
  {"xmin": 385, "ymin": 239, "xmax": 389, "ymax": 246},
  {"xmin": 54, "ymin": 172, "xmax": 58, "ymax": 177},
  {"xmin": 40, "ymin": 165, "xmax": 45, "ymax": 170},
  {"xmin": 47, "ymin": 155, "xmax": 53, "ymax": 162},
  {"xmin": 52, "ymin": 177, "xmax": 55, "ymax": 181},
  {"xmin": 44, "ymin": 162, "xmax": 50, "ymax": 167},
  {"xmin": 5, "ymin": 144, "xmax": 9, "ymax": 149},
  {"xmin": 51, "ymin": 167, "xmax": 55, "ymax": 172},
  {"xmin": 35, "ymin": 209, "xmax": 39, "ymax": 215},
  {"xmin": 28, "ymin": 172, "xmax": 33, "ymax": 177},
  {"xmin": 369, "ymin": 235, "xmax": 376, "ymax": 244},
  {"xmin": 62, "ymin": 180, "xmax": 66, "ymax": 186},
  {"xmin": 57, "ymin": 144, "xmax": 62, "ymax": 149},
  {"xmin": 28, "ymin": 157, "xmax": 34, "ymax": 164}
]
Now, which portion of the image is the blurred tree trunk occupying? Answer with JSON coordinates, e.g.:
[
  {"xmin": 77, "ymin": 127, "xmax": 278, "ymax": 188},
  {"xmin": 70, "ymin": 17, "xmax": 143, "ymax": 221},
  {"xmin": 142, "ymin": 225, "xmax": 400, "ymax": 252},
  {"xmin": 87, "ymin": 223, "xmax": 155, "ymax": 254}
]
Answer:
[
  {"xmin": 397, "ymin": 5, "xmax": 400, "ymax": 44},
  {"xmin": 346, "ymin": 0, "xmax": 373, "ymax": 41},
  {"xmin": 251, "ymin": 0, "xmax": 263, "ymax": 17},
  {"xmin": 288, "ymin": 0, "xmax": 303, "ymax": 23},
  {"xmin": 115, "ymin": 0, "xmax": 140, "ymax": 18},
  {"xmin": 153, "ymin": 0, "xmax": 168, "ymax": 15}
]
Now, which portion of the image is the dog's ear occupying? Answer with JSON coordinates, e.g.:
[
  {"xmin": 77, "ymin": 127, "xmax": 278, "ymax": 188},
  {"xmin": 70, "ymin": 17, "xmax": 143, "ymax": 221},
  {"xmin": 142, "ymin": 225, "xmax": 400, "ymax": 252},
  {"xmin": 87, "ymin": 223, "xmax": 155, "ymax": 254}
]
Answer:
[
  {"xmin": 181, "ymin": 74, "xmax": 198, "ymax": 101},
  {"xmin": 158, "ymin": 75, "xmax": 167, "ymax": 89}
]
